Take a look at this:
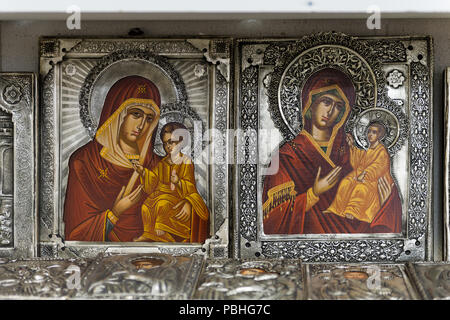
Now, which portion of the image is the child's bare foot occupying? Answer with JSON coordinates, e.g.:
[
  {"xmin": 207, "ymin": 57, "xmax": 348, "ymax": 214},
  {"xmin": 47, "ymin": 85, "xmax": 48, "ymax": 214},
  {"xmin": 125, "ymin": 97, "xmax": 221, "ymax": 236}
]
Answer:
[
  {"xmin": 133, "ymin": 235, "xmax": 152, "ymax": 242},
  {"xmin": 345, "ymin": 213, "xmax": 354, "ymax": 220},
  {"xmin": 155, "ymin": 229, "xmax": 166, "ymax": 236}
]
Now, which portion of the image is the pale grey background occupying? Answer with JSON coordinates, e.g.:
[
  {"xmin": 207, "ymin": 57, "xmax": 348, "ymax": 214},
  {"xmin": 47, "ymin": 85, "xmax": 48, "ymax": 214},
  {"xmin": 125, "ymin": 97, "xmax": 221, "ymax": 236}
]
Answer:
[{"xmin": 0, "ymin": 18, "xmax": 445, "ymax": 260}]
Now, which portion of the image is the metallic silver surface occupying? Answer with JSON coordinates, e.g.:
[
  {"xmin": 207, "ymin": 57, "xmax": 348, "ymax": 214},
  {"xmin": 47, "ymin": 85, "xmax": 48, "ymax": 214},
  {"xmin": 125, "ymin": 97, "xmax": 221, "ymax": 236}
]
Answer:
[
  {"xmin": 407, "ymin": 262, "xmax": 450, "ymax": 299},
  {"xmin": 5, "ymin": 257, "xmax": 450, "ymax": 300},
  {"xmin": 194, "ymin": 258, "xmax": 304, "ymax": 300},
  {"xmin": 353, "ymin": 108, "xmax": 401, "ymax": 152},
  {"xmin": 39, "ymin": 38, "xmax": 231, "ymax": 259},
  {"xmin": 235, "ymin": 33, "xmax": 433, "ymax": 262},
  {"xmin": 305, "ymin": 263, "xmax": 419, "ymax": 300},
  {"xmin": 445, "ymin": 68, "xmax": 450, "ymax": 261},
  {"xmin": 79, "ymin": 253, "xmax": 203, "ymax": 299},
  {"xmin": 0, "ymin": 73, "xmax": 37, "ymax": 258},
  {"xmin": 0, "ymin": 258, "xmax": 91, "ymax": 299}
]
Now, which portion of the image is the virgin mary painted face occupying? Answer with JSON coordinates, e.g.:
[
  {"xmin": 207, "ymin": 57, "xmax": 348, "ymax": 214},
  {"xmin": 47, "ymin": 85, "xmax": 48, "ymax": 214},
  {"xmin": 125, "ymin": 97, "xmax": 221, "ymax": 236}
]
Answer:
[
  {"xmin": 310, "ymin": 93, "xmax": 345, "ymax": 130},
  {"xmin": 119, "ymin": 106, "xmax": 156, "ymax": 145}
]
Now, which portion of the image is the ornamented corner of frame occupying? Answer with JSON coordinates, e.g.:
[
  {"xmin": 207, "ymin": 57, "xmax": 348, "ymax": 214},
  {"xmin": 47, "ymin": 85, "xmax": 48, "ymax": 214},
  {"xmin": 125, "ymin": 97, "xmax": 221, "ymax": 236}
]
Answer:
[
  {"xmin": 396, "ymin": 236, "xmax": 426, "ymax": 262},
  {"xmin": 241, "ymin": 43, "xmax": 270, "ymax": 71},
  {"xmin": 402, "ymin": 38, "xmax": 432, "ymax": 66},
  {"xmin": 187, "ymin": 39, "xmax": 231, "ymax": 82},
  {"xmin": 39, "ymin": 38, "xmax": 82, "ymax": 77},
  {"xmin": 239, "ymin": 240, "xmax": 264, "ymax": 260}
]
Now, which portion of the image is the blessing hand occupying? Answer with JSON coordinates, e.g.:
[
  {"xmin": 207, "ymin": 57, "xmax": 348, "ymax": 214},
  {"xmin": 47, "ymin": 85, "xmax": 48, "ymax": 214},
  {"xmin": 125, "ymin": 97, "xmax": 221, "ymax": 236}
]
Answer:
[
  {"xmin": 111, "ymin": 185, "xmax": 144, "ymax": 217},
  {"xmin": 173, "ymin": 201, "xmax": 192, "ymax": 223},
  {"xmin": 132, "ymin": 162, "xmax": 145, "ymax": 178},
  {"xmin": 378, "ymin": 176, "xmax": 394, "ymax": 206},
  {"xmin": 312, "ymin": 166, "xmax": 342, "ymax": 196}
]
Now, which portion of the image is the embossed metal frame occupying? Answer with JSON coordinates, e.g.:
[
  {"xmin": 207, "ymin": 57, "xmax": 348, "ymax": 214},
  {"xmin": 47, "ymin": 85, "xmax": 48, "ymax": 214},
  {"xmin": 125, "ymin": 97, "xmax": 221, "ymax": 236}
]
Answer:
[
  {"xmin": 445, "ymin": 68, "xmax": 450, "ymax": 261},
  {"xmin": 305, "ymin": 263, "xmax": 420, "ymax": 300},
  {"xmin": 0, "ymin": 73, "xmax": 37, "ymax": 258},
  {"xmin": 406, "ymin": 262, "xmax": 450, "ymax": 299},
  {"xmin": 78, "ymin": 253, "xmax": 204, "ymax": 299},
  {"xmin": 0, "ymin": 257, "xmax": 92, "ymax": 299},
  {"xmin": 194, "ymin": 258, "xmax": 305, "ymax": 300},
  {"xmin": 39, "ymin": 37, "xmax": 231, "ymax": 259},
  {"xmin": 234, "ymin": 33, "xmax": 433, "ymax": 262}
]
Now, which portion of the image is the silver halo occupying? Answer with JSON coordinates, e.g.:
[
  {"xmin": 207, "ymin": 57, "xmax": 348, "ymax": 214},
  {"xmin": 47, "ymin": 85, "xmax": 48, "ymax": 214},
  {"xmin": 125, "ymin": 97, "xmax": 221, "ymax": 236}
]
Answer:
[
  {"xmin": 276, "ymin": 45, "xmax": 377, "ymax": 138},
  {"xmin": 353, "ymin": 108, "xmax": 400, "ymax": 152},
  {"xmin": 89, "ymin": 59, "xmax": 177, "ymax": 131}
]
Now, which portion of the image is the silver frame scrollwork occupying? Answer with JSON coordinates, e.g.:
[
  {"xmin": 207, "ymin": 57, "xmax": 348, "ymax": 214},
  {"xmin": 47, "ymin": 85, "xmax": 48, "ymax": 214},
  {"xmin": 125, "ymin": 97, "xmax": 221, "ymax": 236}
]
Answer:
[
  {"xmin": 78, "ymin": 253, "xmax": 204, "ymax": 299},
  {"xmin": 406, "ymin": 262, "xmax": 450, "ymax": 299},
  {"xmin": 305, "ymin": 263, "xmax": 420, "ymax": 300},
  {"xmin": 0, "ymin": 257, "xmax": 92, "ymax": 299},
  {"xmin": 234, "ymin": 33, "xmax": 433, "ymax": 263},
  {"xmin": 0, "ymin": 73, "xmax": 37, "ymax": 258},
  {"xmin": 194, "ymin": 258, "xmax": 305, "ymax": 300},
  {"xmin": 39, "ymin": 37, "xmax": 231, "ymax": 259}
]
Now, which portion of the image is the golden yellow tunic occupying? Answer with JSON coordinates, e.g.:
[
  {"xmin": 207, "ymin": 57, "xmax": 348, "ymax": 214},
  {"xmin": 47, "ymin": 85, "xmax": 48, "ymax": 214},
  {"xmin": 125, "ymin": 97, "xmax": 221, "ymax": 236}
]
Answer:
[
  {"xmin": 140, "ymin": 154, "xmax": 209, "ymax": 242},
  {"xmin": 326, "ymin": 142, "xmax": 393, "ymax": 223}
]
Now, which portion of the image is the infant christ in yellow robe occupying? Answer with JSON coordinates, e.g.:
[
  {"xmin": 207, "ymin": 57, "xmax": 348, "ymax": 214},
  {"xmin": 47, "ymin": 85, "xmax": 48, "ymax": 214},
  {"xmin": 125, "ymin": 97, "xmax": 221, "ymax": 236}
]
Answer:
[
  {"xmin": 132, "ymin": 122, "xmax": 209, "ymax": 242},
  {"xmin": 324, "ymin": 123, "xmax": 393, "ymax": 223}
]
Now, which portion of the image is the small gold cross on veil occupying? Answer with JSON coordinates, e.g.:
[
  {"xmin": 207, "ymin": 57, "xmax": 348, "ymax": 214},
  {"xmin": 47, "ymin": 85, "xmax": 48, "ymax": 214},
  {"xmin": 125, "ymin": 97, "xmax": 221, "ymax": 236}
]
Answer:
[{"xmin": 98, "ymin": 168, "xmax": 108, "ymax": 179}]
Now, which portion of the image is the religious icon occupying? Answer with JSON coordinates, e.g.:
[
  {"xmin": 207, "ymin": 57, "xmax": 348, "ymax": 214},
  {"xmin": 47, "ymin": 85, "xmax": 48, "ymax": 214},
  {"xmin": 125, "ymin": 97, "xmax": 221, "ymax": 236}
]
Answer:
[
  {"xmin": 63, "ymin": 76, "xmax": 209, "ymax": 244},
  {"xmin": 262, "ymin": 68, "xmax": 402, "ymax": 235},
  {"xmin": 39, "ymin": 38, "xmax": 231, "ymax": 258},
  {"xmin": 63, "ymin": 75, "xmax": 163, "ymax": 242},
  {"xmin": 236, "ymin": 32, "xmax": 433, "ymax": 262}
]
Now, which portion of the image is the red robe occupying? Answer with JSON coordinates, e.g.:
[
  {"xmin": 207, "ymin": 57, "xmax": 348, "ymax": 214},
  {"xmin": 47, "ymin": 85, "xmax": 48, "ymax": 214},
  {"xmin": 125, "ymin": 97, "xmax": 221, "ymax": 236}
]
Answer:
[
  {"xmin": 262, "ymin": 130, "xmax": 402, "ymax": 235},
  {"xmin": 63, "ymin": 139, "xmax": 161, "ymax": 242}
]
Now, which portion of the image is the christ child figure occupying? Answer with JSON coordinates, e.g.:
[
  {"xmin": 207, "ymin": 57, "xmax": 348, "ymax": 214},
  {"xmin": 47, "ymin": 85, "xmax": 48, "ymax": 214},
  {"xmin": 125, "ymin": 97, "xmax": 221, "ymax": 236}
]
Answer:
[
  {"xmin": 324, "ymin": 122, "xmax": 394, "ymax": 223},
  {"xmin": 133, "ymin": 122, "xmax": 209, "ymax": 242}
]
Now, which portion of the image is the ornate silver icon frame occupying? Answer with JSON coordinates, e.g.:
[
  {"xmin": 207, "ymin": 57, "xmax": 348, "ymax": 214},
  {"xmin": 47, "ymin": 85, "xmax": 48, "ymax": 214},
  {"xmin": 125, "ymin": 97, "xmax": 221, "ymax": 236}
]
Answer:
[
  {"xmin": 0, "ymin": 73, "xmax": 37, "ymax": 258},
  {"xmin": 305, "ymin": 263, "xmax": 419, "ymax": 300},
  {"xmin": 407, "ymin": 262, "xmax": 450, "ymax": 299},
  {"xmin": 234, "ymin": 33, "xmax": 433, "ymax": 262},
  {"xmin": 78, "ymin": 253, "xmax": 204, "ymax": 299},
  {"xmin": 195, "ymin": 258, "xmax": 304, "ymax": 299},
  {"xmin": 0, "ymin": 257, "xmax": 92, "ymax": 299},
  {"xmin": 39, "ymin": 37, "xmax": 231, "ymax": 259}
]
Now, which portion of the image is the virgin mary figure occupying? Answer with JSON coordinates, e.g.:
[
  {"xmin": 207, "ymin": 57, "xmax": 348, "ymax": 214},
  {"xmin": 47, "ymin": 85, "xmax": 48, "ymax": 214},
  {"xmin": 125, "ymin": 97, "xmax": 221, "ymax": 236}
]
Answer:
[
  {"xmin": 63, "ymin": 75, "xmax": 162, "ymax": 242},
  {"xmin": 262, "ymin": 68, "xmax": 402, "ymax": 234}
]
